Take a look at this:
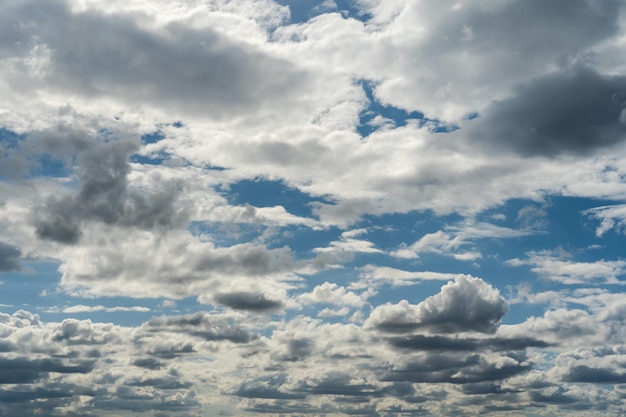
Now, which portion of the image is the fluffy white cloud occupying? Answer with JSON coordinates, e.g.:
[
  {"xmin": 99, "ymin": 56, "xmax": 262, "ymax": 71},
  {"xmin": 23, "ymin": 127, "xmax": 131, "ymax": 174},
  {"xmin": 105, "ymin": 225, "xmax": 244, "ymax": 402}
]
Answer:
[{"xmin": 365, "ymin": 275, "xmax": 507, "ymax": 334}]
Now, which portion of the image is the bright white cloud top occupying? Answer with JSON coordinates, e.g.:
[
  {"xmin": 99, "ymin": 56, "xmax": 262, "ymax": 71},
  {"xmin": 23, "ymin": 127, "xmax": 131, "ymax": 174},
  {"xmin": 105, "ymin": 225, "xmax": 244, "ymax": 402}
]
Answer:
[{"xmin": 1, "ymin": 0, "xmax": 626, "ymax": 416}]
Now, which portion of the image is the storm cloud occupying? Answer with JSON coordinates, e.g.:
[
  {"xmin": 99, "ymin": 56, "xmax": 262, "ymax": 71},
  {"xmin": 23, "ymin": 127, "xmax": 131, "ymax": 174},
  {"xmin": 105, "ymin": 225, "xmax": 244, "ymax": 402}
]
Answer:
[{"xmin": 468, "ymin": 68, "xmax": 626, "ymax": 157}]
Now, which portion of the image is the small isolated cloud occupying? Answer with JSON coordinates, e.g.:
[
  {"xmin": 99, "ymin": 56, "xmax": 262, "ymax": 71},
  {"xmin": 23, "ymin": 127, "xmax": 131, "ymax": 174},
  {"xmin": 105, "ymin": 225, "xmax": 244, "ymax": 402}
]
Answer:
[
  {"xmin": 365, "ymin": 275, "xmax": 507, "ymax": 334},
  {"xmin": 299, "ymin": 282, "xmax": 366, "ymax": 307},
  {"xmin": 357, "ymin": 265, "xmax": 462, "ymax": 288},
  {"xmin": 314, "ymin": 228, "xmax": 382, "ymax": 254},
  {"xmin": 61, "ymin": 305, "xmax": 151, "ymax": 313}
]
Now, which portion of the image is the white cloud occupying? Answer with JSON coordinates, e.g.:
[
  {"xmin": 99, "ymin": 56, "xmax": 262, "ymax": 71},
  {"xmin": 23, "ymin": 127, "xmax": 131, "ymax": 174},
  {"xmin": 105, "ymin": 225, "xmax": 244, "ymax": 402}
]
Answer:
[
  {"xmin": 507, "ymin": 250, "xmax": 626, "ymax": 285},
  {"xmin": 299, "ymin": 282, "xmax": 367, "ymax": 307},
  {"xmin": 584, "ymin": 204, "xmax": 626, "ymax": 236},
  {"xmin": 61, "ymin": 305, "xmax": 151, "ymax": 313},
  {"xmin": 357, "ymin": 265, "xmax": 464, "ymax": 288},
  {"xmin": 391, "ymin": 222, "xmax": 533, "ymax": 260}
]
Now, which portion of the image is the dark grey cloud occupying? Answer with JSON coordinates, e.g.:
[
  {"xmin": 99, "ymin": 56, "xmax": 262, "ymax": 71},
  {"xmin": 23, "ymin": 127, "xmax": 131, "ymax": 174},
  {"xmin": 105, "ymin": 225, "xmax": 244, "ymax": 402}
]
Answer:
[
  {"xmin": 528, "ymin": 387, "xmax": 579, "ymax": 405},
  {"xmin": 468, "ymin": 68, "xmax": 626, "ymax": 157},
  {"xmin": 280, "ymin": 338, "xmax": 315, "ymax": 362},
  {"xmin": 144, "ymin": 312, "xmax": 256, "ymax": 344},
  {"xmin": 214, "ymin": 292, "xmax": 284, "ymax": 312},
  {"xmin": 563, "ymin": 365, "xmax": 626, "ymax": 384},
  {"xmin": 0, "ymin": 241, "xmax": 21, "ymax": 271},
  {"xmin": 387, "ymin": 334, "xmax": 550, "ymax": 352},
  {"xmin": 34, "ymin": 138, "xmax": 189, "ymax": 243},
  {"xmin": 1, "ymin": 0, "xmax": 307, "ymax": 119},
  {"xmin": 132, "ymin": 357, "xmax": 164, "ymax": 370},
  {"xmin": 383, "ymin": 352, "xmax": 531, "ymax": 385},
  {"xmin": 0, "ymin": 357, "xmax": 94, "ymax": 384}
]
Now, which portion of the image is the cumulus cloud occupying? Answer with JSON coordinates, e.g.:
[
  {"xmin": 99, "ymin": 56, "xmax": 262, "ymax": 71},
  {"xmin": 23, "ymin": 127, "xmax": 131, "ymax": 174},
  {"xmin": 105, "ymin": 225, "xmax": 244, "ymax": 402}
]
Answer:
[
  {"xmin": 366, "ymin": 276, "xmax": 507, "ymax": 334},
  {"xmin": 299, "ymin": 282, "xmax": 367, "ymax": 307}
]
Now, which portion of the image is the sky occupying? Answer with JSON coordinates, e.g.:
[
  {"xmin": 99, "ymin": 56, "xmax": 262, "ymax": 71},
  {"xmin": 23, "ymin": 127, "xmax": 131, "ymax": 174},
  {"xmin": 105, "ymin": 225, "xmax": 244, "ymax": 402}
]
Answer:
[{"xmin": 2, "ymin": 0, "xmax": 626, "ymax": 416}]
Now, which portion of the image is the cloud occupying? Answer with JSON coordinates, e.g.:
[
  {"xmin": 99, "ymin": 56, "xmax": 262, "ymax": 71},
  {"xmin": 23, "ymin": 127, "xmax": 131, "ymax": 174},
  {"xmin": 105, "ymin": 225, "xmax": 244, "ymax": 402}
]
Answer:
[
  {"xmin": 299, "ymin": 282, "xmax": 366, "ymax": 307},
  {"xmin": 214, "ymin": 292, "xmax": 283, "ymax": 312},
  {"xmin": 356, "ymin": 265, "xmax": 465, "ymax": 289},
  {"xmin": 57, "ymin": 225, "xmax": 296, "ymax": 300},
  {"xmin": 0, "ymin": 241, "xmax": 21, "ymax": 271},
  {"xmin": 365, "ymin": 275, "xmax": 507, "ymax": 334},
  {"xmin": 507, "ymin": 250, "xmax": 626, "ymax": 284},
  {"xmin": 386, "ymin": 354, "xmax": 532, "ymax": 386},
  {"xmin": 354, "ymin": 0, "xmax": 623, "ymax": 121},
  {"xmin": 467, "ymin": 68, "xmax": 626, "ymax": 157},
  {"xmin": 387, "ymin": 334, "xmax": 550, "ymax": 352},
  {"xmin": 142, "ymin": 312, "xmax": 257, "ymax": 344},
  {"xmin": 34, "ymin": 138, "xmax": 189, "ymax": 243},
  {"xmin": 60, "ymin": 305, "xmax": 151, "ymax": 313},
  {"xmin": 583, "ymin": 204, "xmax": 626, "ymax": 236},
  {"xmin": 1, "ymin": 0, "xmax": 307, "ymax": 120},
  {"xmin": 391, "ymin": 222, "xmax": 533, "ymax": 260},
  {"xmin": 0, "ymin": 357, "xmax": 94, "ymax": 384}
]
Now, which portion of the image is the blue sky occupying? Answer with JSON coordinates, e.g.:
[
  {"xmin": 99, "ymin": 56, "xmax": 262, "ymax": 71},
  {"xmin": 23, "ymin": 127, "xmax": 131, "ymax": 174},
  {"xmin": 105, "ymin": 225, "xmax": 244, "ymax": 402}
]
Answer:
[{"xmin": 2, "ymin": 0, "xmax": 626, "ymax": 416}]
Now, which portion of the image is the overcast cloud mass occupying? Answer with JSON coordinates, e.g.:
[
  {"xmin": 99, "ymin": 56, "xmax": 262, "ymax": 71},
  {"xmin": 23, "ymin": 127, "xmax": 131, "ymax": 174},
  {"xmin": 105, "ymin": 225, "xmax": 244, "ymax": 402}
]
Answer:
[{"xmin": 2, "ymin": 0, "xmax": 626, "ymax": 415}]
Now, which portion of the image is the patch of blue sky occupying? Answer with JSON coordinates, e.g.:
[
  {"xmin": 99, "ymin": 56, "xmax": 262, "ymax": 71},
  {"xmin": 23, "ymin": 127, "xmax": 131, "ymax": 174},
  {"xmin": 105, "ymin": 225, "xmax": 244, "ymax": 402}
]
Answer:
[
  {"xmin": 188, "ymin": 220, "xmax": 266, "ymax": 247},
  {"xmin": 41, "ymin": 300, "xmax": 157, "ymax": 327},
  {"xmin": 1, "ymin": 127, "xmax": 74, "ymax": 179},
  {"xmin": 274, "ymin": 0, "xmax": 371, "ymax": 24},
  {"xmin": 130, "ymin": 130, "xmax": 171, "ymax": 165},
  {"xmin": 357, "ymin": 80, "xmax": 458, "ymax": 137},
  {"xmin": 0, "ymin": 261, "xmax": 63, "ymax": 314},
  {"xmin": 357, "ymin": 209, "xmax": 464, "ymax": 250},
  {"xmin": 0, "ymin": 127, "xmax": 24, "ymax": 149},
  {"xmin": 31, "ymin": 154, "xmax": 73, "ymax": 178},
  {"xmin": 222, "ymin": 178, "xmax": 330, "ymax": 219},
  {"xmin": 478, "ymin": 196, "xmax": 626, "ymax": 262},
  {"xmin": 141, "ymin": 131, "xmax": 165, "ymax": 145},
  {"xmin": 0, "ymin": 261, "xmax": 189, "ymax": 327}
]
